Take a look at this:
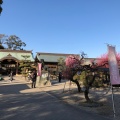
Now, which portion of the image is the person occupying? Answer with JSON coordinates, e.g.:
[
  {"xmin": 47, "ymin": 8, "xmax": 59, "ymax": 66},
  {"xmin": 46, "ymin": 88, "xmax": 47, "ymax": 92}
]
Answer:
[
  {"xmin": 31, "ymin": 70, "xmax": 37, "ymax": 88},
  {"xmin": 27, "ymin": 71, "xmax": 31, "ymax": 81},
  {"xmin": 58, "ymin": 72, "xmax": 62, "ymax": 83},
  {"xmin": 9, "ymin": 71, "xmax": 13, "ymax": 82}
]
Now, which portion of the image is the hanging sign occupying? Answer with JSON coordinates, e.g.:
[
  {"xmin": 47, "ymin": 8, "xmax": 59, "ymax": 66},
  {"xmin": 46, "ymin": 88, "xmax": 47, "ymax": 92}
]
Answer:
[{"xmin": 37, "ymin": 63, "xmax": 42, "ymax": 76}]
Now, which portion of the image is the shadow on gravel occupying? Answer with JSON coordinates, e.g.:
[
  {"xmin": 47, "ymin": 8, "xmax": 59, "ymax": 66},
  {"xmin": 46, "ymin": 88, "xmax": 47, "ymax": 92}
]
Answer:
[
  {"xmin": 0, "ymin": 83, "xmax": 59, "ymax": 120},
  {"xmin": 46, "ymin": 87, "xmax": 120, "ymax": 120},
  {"xmin": 0, "ymin": 92, "xmax": 59, "ymax": 120},
  {"xmin": 0, "ymin": 84, "xmax": 30, "ymax": 95}
]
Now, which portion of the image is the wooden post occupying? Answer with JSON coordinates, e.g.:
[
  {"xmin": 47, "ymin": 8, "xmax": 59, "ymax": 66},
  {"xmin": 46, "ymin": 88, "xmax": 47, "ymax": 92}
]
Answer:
[{"xmin": 16, "ymin": 61, "xmax": 18, "ymax": 75}]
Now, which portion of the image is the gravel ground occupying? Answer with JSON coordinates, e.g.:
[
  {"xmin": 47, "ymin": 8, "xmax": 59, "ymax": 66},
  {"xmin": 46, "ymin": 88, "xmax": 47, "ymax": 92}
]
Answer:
[
  {"xmin": 45, "ymin": 82, "xmax": 120, "ymax": 120},
  {"xmin": 1, "ymin": 76, "xmax": 120, "ymax": 120}
]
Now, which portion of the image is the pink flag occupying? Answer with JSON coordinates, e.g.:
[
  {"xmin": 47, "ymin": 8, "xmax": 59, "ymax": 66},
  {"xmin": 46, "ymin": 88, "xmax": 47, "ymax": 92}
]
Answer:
[
  {"xmin": 108, "ymin": 45, "xmax": 120, "ymax": 85},
  {"xmin": 37, "ymin": 63, "xmax": 42, "ymax": 76}
]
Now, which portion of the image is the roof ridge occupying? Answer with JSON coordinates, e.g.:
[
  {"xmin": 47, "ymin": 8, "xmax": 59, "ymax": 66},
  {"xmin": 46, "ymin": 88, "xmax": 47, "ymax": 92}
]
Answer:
[
  {"xmin": 36, "ymin": 52, "xmax": 79, "ymax": 56},
  {"xmin": 0, "ymin": 49, "xmax": 32, "ymax": 53}
]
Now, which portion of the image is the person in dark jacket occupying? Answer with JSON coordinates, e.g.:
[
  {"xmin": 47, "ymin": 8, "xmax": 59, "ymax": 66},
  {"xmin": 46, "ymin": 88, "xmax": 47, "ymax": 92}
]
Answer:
[
  {"xmin": 31, "ymin": 70, "xmax": 37, "ymax": 88},
  {"xmin": 58, "ymin": 72, "xmax": 62, "ymax": 83}
]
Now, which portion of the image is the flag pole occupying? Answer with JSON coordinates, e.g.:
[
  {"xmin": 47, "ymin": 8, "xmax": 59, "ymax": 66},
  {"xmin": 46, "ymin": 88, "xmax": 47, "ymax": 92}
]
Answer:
[
  {"xmin": 63, "ymin": 81, "xmax": 67, "ymax": 92},
  {"xmin": 107, "ymin": 44, "xmax": 120, "ymax": 118},
  {"xmin": 111, "ymin": 85, "xmax": 116, "ymax": 118}
]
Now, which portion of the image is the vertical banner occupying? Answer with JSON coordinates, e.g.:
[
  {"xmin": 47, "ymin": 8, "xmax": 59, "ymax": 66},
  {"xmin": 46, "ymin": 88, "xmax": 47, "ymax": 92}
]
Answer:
[
  {"xmin": 37, "ymin": 63, "xmax": 42, "ymax": 76},
  {"xmin": 108, "ymin": 45, "xmax": 120, "ymax": 85}
]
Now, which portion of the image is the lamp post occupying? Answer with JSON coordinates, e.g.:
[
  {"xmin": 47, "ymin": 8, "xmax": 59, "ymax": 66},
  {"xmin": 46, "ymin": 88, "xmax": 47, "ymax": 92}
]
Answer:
[{"xmin": 0, "ymin": 0, "xmax": 3, "ymax": 15}]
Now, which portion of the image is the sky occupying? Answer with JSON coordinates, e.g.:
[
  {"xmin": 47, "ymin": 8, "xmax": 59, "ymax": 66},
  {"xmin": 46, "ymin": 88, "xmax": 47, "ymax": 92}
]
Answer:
[{"xmin": 1, "ymin": 0, "xmax": 120, "ymax": 58}]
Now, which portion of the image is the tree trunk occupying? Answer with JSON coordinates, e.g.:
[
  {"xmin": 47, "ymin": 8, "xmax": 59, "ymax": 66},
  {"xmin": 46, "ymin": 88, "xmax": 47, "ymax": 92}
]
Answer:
[
  {"xmin": 70, "ymin": 79, "xmax": 81, "ymax": 92},
  {"xmin": 84, "ymin": 87, "xmax": 91, "ymax": 102},
  {"xmin": 84, "ymin": 75, "xmax": 96, "ymax": 102}
]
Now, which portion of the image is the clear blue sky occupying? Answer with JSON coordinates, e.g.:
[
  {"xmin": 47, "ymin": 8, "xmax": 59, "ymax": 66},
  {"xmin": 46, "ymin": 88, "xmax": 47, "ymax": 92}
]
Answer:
[{"xmin": 1, "ymin": 0, "xmax": 120, "ymax": 58}]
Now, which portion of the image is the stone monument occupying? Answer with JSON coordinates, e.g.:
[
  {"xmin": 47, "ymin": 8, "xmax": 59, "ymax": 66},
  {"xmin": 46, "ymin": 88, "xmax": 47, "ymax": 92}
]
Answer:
[{"xmin": 36, "ymin": 70, "xmax": 51, "ymax": 87}]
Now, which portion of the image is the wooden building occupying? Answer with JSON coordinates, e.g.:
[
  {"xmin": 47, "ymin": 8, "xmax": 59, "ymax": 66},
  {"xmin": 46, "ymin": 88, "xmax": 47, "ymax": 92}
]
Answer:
[
  {"xmin": 35, "ymin": 52, "xmax": 80, "ymax": 75},
  {"xmin": 0, "ymin": 49, "xmax": 34, "ymax": 75}
]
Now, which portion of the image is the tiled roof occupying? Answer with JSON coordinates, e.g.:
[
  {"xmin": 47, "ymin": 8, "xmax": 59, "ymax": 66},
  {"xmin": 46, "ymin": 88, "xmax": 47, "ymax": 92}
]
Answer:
[
  {"xmin": 0, "ymin": 49, "xmax": 34, "ymax": 61},
  {"xmin": 36, "ymin": 52, "xmax": 80, "ymax": 62}
]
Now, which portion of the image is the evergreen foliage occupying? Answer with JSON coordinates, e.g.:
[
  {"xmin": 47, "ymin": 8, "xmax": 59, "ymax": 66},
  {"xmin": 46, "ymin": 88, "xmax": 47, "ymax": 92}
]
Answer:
[{"xmin": 19, "ymin": 55, "xmax": 36, "ymax": 79}]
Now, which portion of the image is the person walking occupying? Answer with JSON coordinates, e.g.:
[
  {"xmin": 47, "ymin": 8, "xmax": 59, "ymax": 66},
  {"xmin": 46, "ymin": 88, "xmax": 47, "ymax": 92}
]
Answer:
[{"xmin": 31, "ymin": 70, "xmax": 37, "ymax": 88}]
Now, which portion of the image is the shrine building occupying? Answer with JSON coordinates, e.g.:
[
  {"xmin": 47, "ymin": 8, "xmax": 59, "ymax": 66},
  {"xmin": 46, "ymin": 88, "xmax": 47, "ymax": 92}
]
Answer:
[{"xmin": 0, "ymin": 49, "xmax": 34, "ymax": 75}]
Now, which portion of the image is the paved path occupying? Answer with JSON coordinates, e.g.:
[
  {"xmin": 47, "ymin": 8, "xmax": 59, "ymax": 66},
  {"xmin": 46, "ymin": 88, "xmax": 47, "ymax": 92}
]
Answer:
[{"xmin": 0, "ymin": 78, "xmax": 113, "ymax": 120}]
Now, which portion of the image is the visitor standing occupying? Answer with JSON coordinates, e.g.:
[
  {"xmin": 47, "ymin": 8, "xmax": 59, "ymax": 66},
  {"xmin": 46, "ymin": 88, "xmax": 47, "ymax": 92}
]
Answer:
[
  {"xmin": 31, "ymin": 70, "xmax": 37, "ymax": 88},
  {"xmin": 58, "ymin": 72, "xmax": 62, "ymax": 83}
]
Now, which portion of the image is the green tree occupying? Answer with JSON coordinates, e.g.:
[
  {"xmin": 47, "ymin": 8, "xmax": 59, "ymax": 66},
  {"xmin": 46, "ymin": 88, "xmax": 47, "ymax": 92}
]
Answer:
[
  {"xmin": 0, "ymin": 34, "xmax": 7, "ymax": 49},
  {"xmin": 0, "ymin": 34, "xmax": 6, "ymax": 44},
  {"xmin": 19, "ymin": 60, "xmax": 31, "ymax": 79},
  {"xmin": 57, "ymin": 57, "xmax": 65, "ymax": 72},
  {"xmin": 19, "ymin": 55, "xmax": 36, "ymax": 79},
  {"xmin": 0, "ymin": 0, "xmax": 3, "ymax": 14},
  {"xmin": 4, "ymin": 35, "xmax": 26, "ymax": 50}
]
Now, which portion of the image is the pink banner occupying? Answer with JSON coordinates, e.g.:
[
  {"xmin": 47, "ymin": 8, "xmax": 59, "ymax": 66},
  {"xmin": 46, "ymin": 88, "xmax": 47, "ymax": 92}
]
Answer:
[
  {"xmin": 37, "ymin": 63, "xmax": 42, "ymax": 76},
  {"xmin": 108, "ymin": 45, "xmax": 120, "ymax": 85}
]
